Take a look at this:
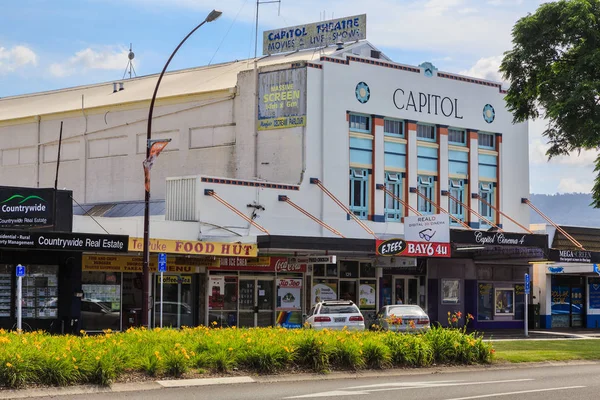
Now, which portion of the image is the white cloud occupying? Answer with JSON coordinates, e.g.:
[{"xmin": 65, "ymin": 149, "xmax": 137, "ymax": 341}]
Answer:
[
  {"xmin": 0, "ymin": 45, "xmax": 38, "ymax": 73},
  {"xmin": 459, "ymin": 55, "xmax": 504, "ymax": 83},
  {"xmin": 557, "ymin": 178, "xmax": 593, "ymax": 194},
  {"xmin": 49, "ymin": 47, "xmax": 133, "ymax": 77},
  {"xmin": 121, "ymin": 0, "xmax": 541, "ymax": 58}
]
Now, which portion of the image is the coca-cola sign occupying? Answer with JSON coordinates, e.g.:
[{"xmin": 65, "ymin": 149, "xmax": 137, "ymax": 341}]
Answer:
[
  {"xmin": 209, "ymin": 257, "xmax": 306, "ymax": 273},
  {"xmin": 274, "ymin": 258, "xmax": 304, "ymax": 273}
]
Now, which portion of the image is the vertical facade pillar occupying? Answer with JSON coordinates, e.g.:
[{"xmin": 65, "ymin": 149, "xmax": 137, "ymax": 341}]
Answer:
[
  {"xmin": 407, "ymin": 121, "xmax": 418, "ymax": 215},
  {"xmin": 467, "ymin": 129, "xmax": 479, "ymax": 228},
  {"xmin": 372, "ymin": 116, "xmax": 385, "ymax": 221},
  {"xmin": 438, "ymin": 126, "xmax": 449, "ymax": 212}
]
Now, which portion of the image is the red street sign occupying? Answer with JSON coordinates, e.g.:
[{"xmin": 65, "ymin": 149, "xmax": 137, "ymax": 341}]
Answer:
[{"xmin": 376, "ymin": 239, "xmax": 450, "ymax": 258}]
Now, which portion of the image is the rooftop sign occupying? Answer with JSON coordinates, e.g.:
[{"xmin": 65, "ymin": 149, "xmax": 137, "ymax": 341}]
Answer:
[{"xmin": 262, "ymin": 14, "xmax": 367, "ymax": 55}]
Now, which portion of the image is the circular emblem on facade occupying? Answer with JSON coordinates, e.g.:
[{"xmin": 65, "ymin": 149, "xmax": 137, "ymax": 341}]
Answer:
[
  {"xmin": 483, "ymin": 104, "xmax": 495, "ymax": 124},
  {"xmin": 355, "ymin": 82, "xmax": 370, "ymax": 104}
]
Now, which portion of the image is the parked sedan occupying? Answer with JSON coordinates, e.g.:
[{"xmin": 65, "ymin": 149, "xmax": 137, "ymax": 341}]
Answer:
[
  {"xmin": 305, "ymin": 300, "xmax": 365, "ymax": 331},
  {"xmin": 374, "ymin": 305, "xmax": 430, "ymax": 333}
]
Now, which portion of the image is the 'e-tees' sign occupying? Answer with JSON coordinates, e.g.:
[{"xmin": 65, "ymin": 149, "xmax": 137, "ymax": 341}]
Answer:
[
  {"xmin": 262, "ymin": 14, "xmax": 366, "ymax": 55},
  {"xmin": 0, "ymin": 187, "xmax": 54, "ymax": 229}
]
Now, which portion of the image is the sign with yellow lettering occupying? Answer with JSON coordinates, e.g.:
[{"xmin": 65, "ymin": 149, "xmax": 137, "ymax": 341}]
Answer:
[
  {"xmin": 82, "ymin": 254, "xmax": 218, "ymax": 273},
  {"xmin": 128, "ymin": 237, "xmax": 258, "ymax": 257},
  {"xmin": 258, "ymin": 68, "xmax": 306, "ymax": 131}
]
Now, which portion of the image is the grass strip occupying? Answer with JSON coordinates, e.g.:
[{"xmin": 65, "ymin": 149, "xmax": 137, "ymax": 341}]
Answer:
[{"xmin": 493, "ymin": 339, "xmax": 600, "ymax": 363}]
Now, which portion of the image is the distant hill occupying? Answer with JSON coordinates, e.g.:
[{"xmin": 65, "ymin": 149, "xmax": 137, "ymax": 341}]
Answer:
[{"xmin": 529, "ymin": 193, "xmax": 600, "ymax": 227}]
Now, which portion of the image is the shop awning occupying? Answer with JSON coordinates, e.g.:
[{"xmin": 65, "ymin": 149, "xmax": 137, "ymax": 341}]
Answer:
[
  {"xmin": 257, "ymin": 235, "xmax": 374, "ymax": 254},
  {"xmin": 450, "ymin": 229, "xmax": 549, "ymax": 263}
]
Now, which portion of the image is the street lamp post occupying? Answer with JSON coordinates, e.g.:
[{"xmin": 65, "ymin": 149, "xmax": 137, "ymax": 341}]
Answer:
[{"xmin": 142, "ymin": 9, "xmax": 223, "ymax": 328}]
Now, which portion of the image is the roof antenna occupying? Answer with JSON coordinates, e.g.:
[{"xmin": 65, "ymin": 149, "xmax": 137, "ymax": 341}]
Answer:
[
  {"xmin": 254, "ymin": 0, "xmax": 282, "ymax": 58},
  {"xmin": 123, "ymin": 43, "xmax": 137, "ymax": 79}
]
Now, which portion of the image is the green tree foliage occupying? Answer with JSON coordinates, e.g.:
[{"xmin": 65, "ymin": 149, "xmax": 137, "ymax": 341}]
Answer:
[{"xmin": 500, "ymin": 0, "xmax": 600, "ymax": 206}]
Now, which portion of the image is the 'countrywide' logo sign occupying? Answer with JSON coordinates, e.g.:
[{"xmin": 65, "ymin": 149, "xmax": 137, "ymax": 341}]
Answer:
[{"xmin": 0, "ymin": 187, "xmax": 54, "ymax": 228}]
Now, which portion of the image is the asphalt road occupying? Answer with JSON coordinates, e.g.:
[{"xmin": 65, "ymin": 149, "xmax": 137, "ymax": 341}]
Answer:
[{"xmin": 21, "ymin": 363, "xmax": 600, "ymax": 400}]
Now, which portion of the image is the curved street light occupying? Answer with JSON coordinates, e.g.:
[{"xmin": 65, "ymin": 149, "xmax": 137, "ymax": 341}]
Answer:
[{"xmin": 142, "ymin": 9, "xmax": 223, "ymax": 328}]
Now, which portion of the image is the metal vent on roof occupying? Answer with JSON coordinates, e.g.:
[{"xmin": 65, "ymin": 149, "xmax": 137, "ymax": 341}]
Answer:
[
  {"xmin": 166, "ymin": 177, "xmax": 197, "ymax": 221},
  {"xmin": 371, "ymin": 50, "xmax": 381, "ymax": 59}
]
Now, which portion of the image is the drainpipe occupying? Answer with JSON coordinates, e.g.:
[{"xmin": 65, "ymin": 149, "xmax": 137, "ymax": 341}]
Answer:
[{"xmin": 35, "ymin": 115, "xmax": 41, "ymax": 187}]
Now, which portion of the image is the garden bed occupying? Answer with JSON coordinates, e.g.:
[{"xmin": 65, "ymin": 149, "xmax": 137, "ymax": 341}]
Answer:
[{"xmin": 0, "ymin": 324, "xmax": 493, "ymax": 388}]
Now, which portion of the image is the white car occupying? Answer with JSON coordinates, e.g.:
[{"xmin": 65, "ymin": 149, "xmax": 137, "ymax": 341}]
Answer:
[
  {"xmin": 305, "ymin": 300, "xmax": 365, "ymax": 331},
  {"xmin": 374, "ymin": 305, "xmax": 430, "ymax": 333}
]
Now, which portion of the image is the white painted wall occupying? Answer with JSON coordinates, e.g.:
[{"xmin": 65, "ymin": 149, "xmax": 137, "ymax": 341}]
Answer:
[{"xmin": 2, "ymin": 50, "xmax": 530, "ymax": 240}]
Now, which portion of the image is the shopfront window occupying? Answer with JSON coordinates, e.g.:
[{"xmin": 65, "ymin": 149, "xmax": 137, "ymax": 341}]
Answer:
[
  {"xmin": 478, "ymin": 283, "xmax": 493, "ymax": 321},
  {"xmin": 20, "ymin": 265, "xmax": 58, "ymax": 320},
  {"xmin": 442, "ymin": 279, "xmax": 460, "ymax": 304},
  {"xmin": 0, "ymin": 265, "xmax": 11, "ymax": 318},
  {"xmin": 82, "ymin": 272, "xmax": 121, "ymax": 331},
  {"xmin": 209, "ymin": 276, "xmax": 238, "ymax": 327}
]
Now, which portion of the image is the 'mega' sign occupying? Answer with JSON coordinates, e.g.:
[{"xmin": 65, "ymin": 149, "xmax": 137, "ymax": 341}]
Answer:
[
  {"xmin": 263, "ymin": 14, "xmax": 366, "ymax": 55},
  {"xmin": 0, "ymin": 187, "xmax": 54, "ymax": 228}
]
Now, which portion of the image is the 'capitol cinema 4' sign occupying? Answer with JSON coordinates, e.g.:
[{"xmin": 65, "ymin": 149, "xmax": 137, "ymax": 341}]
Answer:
[{"xmin": 0, "ymin": 187, "xmax": 54, "ymax": 228}]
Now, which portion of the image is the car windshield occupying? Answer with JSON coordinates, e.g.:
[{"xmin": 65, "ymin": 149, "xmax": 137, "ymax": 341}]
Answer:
[
  {"xmin": 388, "ymin": 306, "xmax": 424, "ymax": 316},
  {"xmin": 320, "ymin": 305, "xmax": 360, "ymax": 314}
]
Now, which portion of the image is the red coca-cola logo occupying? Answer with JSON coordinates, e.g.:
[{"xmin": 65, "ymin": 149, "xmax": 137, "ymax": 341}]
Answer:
[{"xmin": 274, "ymin": 258, "xmax": 303, "ymax": 272}]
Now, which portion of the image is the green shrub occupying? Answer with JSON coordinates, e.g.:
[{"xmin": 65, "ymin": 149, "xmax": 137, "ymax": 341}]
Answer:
[
  {"xmin": 0, "ymin": 324, "xmax": 493, "ymax": 388},
  {"xmin": 362, "ymin": 340, "xmax": 392, "ymax": 369}
]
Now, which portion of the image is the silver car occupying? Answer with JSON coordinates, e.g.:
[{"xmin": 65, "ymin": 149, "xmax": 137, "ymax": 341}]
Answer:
[
  {"xmin": 305, "ymin": 300, "xmax": 365, "ymax": 331},
  {"xmin": 374, "ymin": 305, "xmax": 430, "ymax": 333}
]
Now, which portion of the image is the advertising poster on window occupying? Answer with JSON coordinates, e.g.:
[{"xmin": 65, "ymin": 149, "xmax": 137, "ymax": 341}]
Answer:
[
  {"xmin": 312, "ymin": 281, "xmax": 337, "ymax": 304},
  {"xmin": 590, "ymin": 282, "xmax": 600, "ymax": 309},
  {"xmin": 277, "ymin": 279, "xmax": 302, "ymax": 311},
  {"xmin": 209, "ymin": 276, "xmax": 225, "ymax": 309},
  {"xmin": 359, "ymin": 283, "xmax": 376, "ymax": 308},
  {"xmin": 441, "ymin": 279, "xmax": 460, "ymax": 304},
  {"xmin": 495, "ymin": 289, "xmax": 515, "ymax": 315},
  {"xmin": 275, "ymin": 278, "xmax": 302, "ymax": 329}
]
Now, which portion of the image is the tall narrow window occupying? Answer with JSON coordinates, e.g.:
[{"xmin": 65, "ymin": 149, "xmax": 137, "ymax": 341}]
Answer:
[
  {"xmin": 448, "ymin": 128, "xmax": 466, "ymax": 146},
  {"xmin": 349, "ymin": 114, "xmax": 371, "ymax": 133},
  {"xmin": 449, "ymin": 179, "xmax": 465, "ymax": 224},
  {"xmin": 349, "ymin": 168, "xmax": 369, "ymax": 219},
  {"xmin": 384, "ymin": 119, "xmax": 404, "ymax": 137},
  {"xmin": 417, "ymin": 176, "xmax": 434, "ymax": 214},
  {"xmin": 417, "ymin": 124, "xmax": 436, "ymax": 141},
  {"xmin": 478, "ymin": 132, "xmax": 495, "ymax": 149},
  {"xmin": 479, "ymin": 182, "xmax": 494, "ymax": 226},
  {"xmin": 384, "ymin": 172, "xmax": 403, "ymax": 221}
]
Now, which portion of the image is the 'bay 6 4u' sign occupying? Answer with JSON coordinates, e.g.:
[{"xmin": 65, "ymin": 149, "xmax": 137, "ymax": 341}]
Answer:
[{"xmin": 376, "ymin": 238, "xmax": 450, "ymax": 258}]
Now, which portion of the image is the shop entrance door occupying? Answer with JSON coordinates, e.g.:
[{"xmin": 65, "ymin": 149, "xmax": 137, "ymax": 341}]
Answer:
[
  {"xmin": 393, "ymin": 276, "xmax": 419, "ymax": 305},
  {"xmin": 153, "ymin": 274, "xmax": 194, "ymax": 328},
  {"xmin": 238, "ymin": 278, "xmax": 274, "ymax": 327}
]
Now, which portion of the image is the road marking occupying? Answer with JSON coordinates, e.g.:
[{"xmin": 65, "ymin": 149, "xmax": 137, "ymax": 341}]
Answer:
[
  {"xmin": 286, "ymin": 390, "xmax": 371, "ymax": 398},
  {"xmin": 285, "ymin": 379, "xmax": 535, "ymax": 398},
  {"xmin": 348, "ymin": 378, "xmax": 533, "ymax": 390},
  {"xmin": 346, "ymin": 380, "xmax": 462, "ymax": 389},
  {"xmin": 444, "ymin": 386, "xmax": 586, "ymax": 400},
  {"xmin": 157, "ymin": 376, "xmax": 255, "ymax": 387}
]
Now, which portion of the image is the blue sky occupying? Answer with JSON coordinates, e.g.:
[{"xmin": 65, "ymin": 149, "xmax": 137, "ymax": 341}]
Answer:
[{"xmin": 0, "ymin": 0, "xmax": 596, "ymax": 195}]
